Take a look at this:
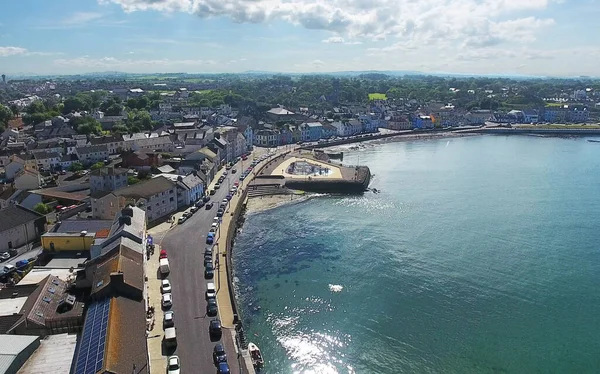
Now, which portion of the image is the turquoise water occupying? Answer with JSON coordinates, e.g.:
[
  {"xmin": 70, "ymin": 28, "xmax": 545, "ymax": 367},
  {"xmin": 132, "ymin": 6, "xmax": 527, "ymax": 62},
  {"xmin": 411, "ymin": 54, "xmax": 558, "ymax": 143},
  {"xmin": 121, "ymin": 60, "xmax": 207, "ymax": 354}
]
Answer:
[{"xmin": 232, "ymin": 136, "xmax": 600, "ymax": 374}]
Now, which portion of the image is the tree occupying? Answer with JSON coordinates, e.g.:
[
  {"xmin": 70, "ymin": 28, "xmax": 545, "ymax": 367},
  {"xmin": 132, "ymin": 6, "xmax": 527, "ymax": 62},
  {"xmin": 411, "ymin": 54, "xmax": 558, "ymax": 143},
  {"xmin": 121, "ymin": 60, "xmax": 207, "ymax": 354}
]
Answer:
[
  {"xmin": 0, "ymin": 104, "xmax": 12, "ymax": 127},
  {"xmin": 68, "ymin": 162, "xmax": 84, "ymax": 172},
  {"xmin": 25, "ymin": 101, "xmax": 46, "ymax": 114},
  {"xmin": 127, "ymin": 176, "xmax": 140, "ymax": 185},
  {"xmin": 90, "ymin": 161, "xmax": 105, "ymax": 170},
  {"xmin": 23, "ymin": 112, "xmax": 52, "ymax": 126},
  {"xmin": 62, "ymin": 96, "xmax": 89, "ymax": 114},
  {"xmin": 33, "ymin": 203, "xmax": 51, "ymax": 215}
]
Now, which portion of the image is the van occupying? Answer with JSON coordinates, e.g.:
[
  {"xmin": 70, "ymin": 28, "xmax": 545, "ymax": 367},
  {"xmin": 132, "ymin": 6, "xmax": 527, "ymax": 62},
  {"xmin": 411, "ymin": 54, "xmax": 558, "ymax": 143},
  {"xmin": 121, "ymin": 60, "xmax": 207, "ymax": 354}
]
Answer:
[
  {"xmin": 3, "ymin": 264, "xmax": 15, "ymax": 273},
  {"xmin": 159, "ymin": 258, "xmax": 170, "ymax": 275},
  {"xmin": 206, "ymin": 282, "xmax": 216, "ymax": 299},
  {"xmin": 164, "ymin": 326, "xmax": 177, "ymax": 348}
]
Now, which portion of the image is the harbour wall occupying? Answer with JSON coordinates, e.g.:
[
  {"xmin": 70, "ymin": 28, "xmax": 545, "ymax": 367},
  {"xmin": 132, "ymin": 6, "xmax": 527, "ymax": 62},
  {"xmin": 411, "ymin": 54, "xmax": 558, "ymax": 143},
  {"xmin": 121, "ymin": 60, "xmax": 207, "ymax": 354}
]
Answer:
[
  {"xmin": 285, "ymin": 165, "xmax": 371, "ymax": 194},
  {"xmin": 474, "ymin": 128, "xmax": 600, "ymax": 136}
]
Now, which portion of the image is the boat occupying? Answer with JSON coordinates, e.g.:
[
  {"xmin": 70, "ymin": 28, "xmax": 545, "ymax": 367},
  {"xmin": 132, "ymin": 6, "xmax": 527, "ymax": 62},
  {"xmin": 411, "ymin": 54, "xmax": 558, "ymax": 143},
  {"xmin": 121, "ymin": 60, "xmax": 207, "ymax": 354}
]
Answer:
[
  {"xmin": 248, "ymin": 342, "xmax": 264, "ymax": 369},
  {"xmin": 587, "ymin": 139, "xmax": 600, "ymax": 143}
]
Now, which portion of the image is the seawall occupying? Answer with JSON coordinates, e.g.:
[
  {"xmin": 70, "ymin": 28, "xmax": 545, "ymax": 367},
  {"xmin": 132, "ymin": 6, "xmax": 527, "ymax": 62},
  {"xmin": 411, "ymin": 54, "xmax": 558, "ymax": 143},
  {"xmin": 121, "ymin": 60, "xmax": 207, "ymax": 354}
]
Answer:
[{"xmin": 474, "ymin": 127, "xmax": 600, "ymax": 136}]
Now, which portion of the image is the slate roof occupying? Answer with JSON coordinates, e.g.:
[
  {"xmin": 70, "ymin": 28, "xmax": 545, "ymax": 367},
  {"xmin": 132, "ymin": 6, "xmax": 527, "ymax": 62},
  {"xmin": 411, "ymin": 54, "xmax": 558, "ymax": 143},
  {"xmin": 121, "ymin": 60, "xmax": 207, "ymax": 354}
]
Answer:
[
  {"xmin": 114, "ymin": 176, "xmax": 175, "ymax": 200},
  {"xmin": 0, "ymin": 205, "xmax": 44, "ymax": 233},
  {"xmin": 76, "ymin": 144, "xmax": 108, "ymax": 154}
]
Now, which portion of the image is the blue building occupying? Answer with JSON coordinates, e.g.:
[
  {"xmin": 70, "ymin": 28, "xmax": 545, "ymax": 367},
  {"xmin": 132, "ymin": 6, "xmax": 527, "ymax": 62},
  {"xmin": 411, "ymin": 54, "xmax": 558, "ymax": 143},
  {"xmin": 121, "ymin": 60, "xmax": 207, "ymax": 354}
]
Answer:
[{"xmin": 305, "ymin": 122, "xmax": 323, "ymax": 141}]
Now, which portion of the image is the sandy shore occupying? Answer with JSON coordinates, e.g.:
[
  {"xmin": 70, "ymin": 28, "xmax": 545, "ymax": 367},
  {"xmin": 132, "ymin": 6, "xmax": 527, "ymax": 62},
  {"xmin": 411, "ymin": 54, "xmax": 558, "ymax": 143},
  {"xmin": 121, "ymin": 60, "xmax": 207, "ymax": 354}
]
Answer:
[{"xmin": 245, "ymin": 192, "xmax": 314, "ymax": 213}]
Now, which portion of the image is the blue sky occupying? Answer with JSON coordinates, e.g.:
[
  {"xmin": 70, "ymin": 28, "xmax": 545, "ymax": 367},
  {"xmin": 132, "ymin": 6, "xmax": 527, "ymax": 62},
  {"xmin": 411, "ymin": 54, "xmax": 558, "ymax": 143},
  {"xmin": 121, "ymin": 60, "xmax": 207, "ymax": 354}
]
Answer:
[{"xmin": 0, "ymin": 0, "xmax": 599, "ymax": 76}]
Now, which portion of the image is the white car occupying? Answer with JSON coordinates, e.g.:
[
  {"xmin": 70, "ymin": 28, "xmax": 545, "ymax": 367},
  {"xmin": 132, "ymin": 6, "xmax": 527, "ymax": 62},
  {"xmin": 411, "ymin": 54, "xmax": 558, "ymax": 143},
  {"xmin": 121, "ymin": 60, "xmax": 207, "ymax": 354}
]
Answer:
[
  {"xmin": 162, "ymin": 293, "xmax": 173, "ymax": 309},
  {"xmin": 161, "ymin": 279, "xmax": 172, "ymax": 294},
  {"xmin": 206, "ymin": 282, "xmax": 216, "ymax": 299},
  {"xmin": 167, "ymin": 355, "xmax": 181, "ymax": 374},
  {"xmin": 211, "ymin": 222, "xmax": 219, "ymax": 229}
]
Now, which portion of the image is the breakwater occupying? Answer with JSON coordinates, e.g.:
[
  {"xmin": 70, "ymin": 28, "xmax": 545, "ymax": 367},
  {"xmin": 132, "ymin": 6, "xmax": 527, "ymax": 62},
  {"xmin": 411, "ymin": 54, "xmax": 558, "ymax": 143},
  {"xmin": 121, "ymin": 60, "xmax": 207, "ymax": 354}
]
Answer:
[
  {"xmin": 285, "ymin": 165, "xmax": 371, "ymax": 193},
  {"xmin": 475, "ymin": 127, "xmax": 600, "ymax": 136}
]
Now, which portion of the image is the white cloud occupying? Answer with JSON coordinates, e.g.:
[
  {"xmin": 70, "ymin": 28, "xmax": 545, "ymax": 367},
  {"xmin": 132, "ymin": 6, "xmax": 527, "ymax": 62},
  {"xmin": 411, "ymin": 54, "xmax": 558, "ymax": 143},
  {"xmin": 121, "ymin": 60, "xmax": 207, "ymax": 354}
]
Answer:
[
  {"xmin": 322, "ymin": 36, "xmax": 345, "ymax": 44},
  {"xmin": 0, "ymin": 46, "xmax": 27, "ymax": 57},
  {"xmin": 63, "ymin": 12, "xmax": 104, "ymax": 25},
  {"xmin": 100, "ymin": 0, "xmax": 560, "ymax": 46}
]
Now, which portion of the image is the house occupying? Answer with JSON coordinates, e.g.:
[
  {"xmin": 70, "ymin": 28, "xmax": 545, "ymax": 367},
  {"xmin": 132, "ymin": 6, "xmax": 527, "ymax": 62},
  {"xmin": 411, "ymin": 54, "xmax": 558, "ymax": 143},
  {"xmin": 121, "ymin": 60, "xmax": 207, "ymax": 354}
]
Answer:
[
  {"xmin": 5, "ymin": 156, "xmax": 26, "ymax": 180},
  {"xmin": 332, "ymin": 121, "xmax": 351, "ymax": 137},
  {"xmin": 59, "ymin": 153, "xmax": 80, "ymax": 170},
  {"xmin": 33, "ymin": 151, "xmax": 61, "ymax": 170},
  {"xmin": 165, "ymin": 172, "xmax": 205, "ymax": 207},
  {"xmin": 304, "ymin": 122, "xmax": 323, "ymax": 141},
  {"xmin": 254, "ymin": 130, "xmax": 280, "ymax": 147},
  {"xmin": 121, "ymin": 150, "xmax": 163, "ymax": 170},
  {"xmin": 88, "ymin": 135, "xmax": 125, "ymax": 155},
  {"xmin": 347, "ymin": 119, "xmax": 363, "ymax": 134},
  {"xmin": 14, "ymin": 169, "xmax": 43, "ymax": 190},
  {"xmin": 412, "ymin": 115, "xmax": 434, "ymax": 129},
  {"xmin": 0, "ymin": 184, "xmax": 17, "ymax": 209},
  {"xmin": 386, "ymin": 114, "xmax": 412, "ymax": 130},
  {"xmin": 523, "ymin": 109, "xmax": 539, "ymax": 124},
  {"xmin": 75, "ymin": 144, "xmax": 109, "ymax": 165},
  {"xmin": 211, "ymin": 136, "xmax": 230, "ymax": 163},
  {"xmin": 90, "ymin": 191, "xmax": 121, "ymax": 220},
  {"xmin": 321, "ymin": 123, "xmax": 338, "ymax": 138},
  {"xmin": 465, "ymin": 110, "xmax": 492, "ymax": 125},
  {"xmin": 266, "ymin": 107, "xmax": 295, "ymax": 121},
  {"xmin": 122, "ymin": 132, "xmax": 174, "ymax": 152},
  {"xmin": 113, "ymin": 176, "xmax": 177, "ymax": 222},
  {"xmin": 71, "ymin": 210, "xmax": 149, "ymax": 373},
  {"xmin": 0, "ymin": 205, "xmax": 46, "ymax": 252},
  {"xmin": 6, "ymin": 275, "xmax": 85, "ymax": 336},
  {"xmin": 90, "ymin": 166, "xmax": 128, "ymax": 194}
]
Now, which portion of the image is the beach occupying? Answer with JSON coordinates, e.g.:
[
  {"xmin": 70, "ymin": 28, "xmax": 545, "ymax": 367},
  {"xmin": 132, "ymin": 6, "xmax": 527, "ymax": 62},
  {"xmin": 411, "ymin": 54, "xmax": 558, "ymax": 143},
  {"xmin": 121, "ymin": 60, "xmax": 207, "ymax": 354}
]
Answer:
[{"xmin": 244, "ymin": 192, "xmax": 312, "ymax": 214}]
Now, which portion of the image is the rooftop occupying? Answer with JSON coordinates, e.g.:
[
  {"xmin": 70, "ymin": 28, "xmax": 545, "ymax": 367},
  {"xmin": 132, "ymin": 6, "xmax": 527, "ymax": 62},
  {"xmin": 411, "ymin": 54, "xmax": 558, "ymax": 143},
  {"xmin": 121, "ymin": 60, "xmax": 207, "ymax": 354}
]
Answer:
[
  {"xmin": 0, "ymin": 205, "xmax": 44, "ymax": 233},
  {"xmin": 114, "ymin": 176, "xmax": 175, "ymax": 200},
  {"xmin": 0, "ymin": 335, "xmax": 40, "ymax": 374},
  {"xmin": 17, "ymin": 333, "xmax": 77, "ymax": 374}
]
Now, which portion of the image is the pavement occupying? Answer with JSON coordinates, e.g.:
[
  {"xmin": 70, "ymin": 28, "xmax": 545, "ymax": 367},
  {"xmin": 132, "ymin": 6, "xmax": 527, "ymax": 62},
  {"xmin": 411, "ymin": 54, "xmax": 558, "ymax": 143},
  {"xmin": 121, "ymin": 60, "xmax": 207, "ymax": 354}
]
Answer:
[{"xmin": 146, "ymin": 153, "xmax": 269, "ymax": 374}]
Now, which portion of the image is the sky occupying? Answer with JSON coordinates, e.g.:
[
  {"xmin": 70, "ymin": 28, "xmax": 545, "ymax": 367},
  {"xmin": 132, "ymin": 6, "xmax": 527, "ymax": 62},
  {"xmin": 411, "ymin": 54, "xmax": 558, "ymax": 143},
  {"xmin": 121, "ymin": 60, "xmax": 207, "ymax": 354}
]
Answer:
[{"xmin": 0, "ymin": 0, "xmax": 599, "ymax": 77}]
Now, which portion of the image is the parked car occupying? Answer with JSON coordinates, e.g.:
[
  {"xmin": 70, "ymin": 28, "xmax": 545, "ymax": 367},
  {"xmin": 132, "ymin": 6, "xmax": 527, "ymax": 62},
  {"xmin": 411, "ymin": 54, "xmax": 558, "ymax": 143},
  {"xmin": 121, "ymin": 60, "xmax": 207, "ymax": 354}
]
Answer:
[
  {"xmin": 0, "ymin": 252, "xmax": 10, "ymax": 262},
  {"xmin": 178, "ymin": 216, "xmax": 186, "ymax": 224},
  {"xmin": 206, "ymin": 232, "xmax": 215, "ymax": 245},
  {"xmin": 215, "ymin": 183, "xmax": 221, "ymax": 189},
  {"xmin": 161, "ymin": 279, "xmax": 172, "ymax": 294},
  {"xmin": 216, "ymin": 210, "xmax": 224, "ymax": 218},
  {"xmin": 204, "ymin": 255, "xmax": 213, "ymax": 266},
  {"xmin": 222, "ymin": 199, "xmax": 228, "ymax": 205},
  {"xmin": 162, "ymin": 293, "xmax": 173, "ymax": 309},
  {"xmin": 195, "ymin": 201, "xmax": 205, "ymax": 208},
  {"xmin": 190, "ymin": 206, "xmax": 198, "ymax": 213},
  {"xmin": 209, "ymin": 318, "xmax": 222, "ymax": 337},
  {"xmin": 213, "ymin": 344, "xmax": 227, "ymax": 365},
  {"xmin": 207, "ymin": 298, "xmax": 218, "ymax": 316},
  {"xmin": 163, "ymin": 310, "xmax": 175, "ymax": 328},
  {"xmin": 15, "ymin": 259, "xmax": 29, "ymax": 268},
  {"xmin": 206, "ymin": 282, "xmax": 216, "ymax": 299},
  {"xmin": 205, "ymin": 262, "xmax": 214, "ymax": 279},
  {"xmin": 167, "ymin": 355, "xmax": 181, "ymax": 374},
  {"xmin": 225, "ymin": 194, "xmax": 232, "ymax": 201},
  {"xmin": 209, "ymin": 189, "xmax": 216, "ymax": 195},
  {"xmin": 205, "ymin": 202, "xmax": 213, "ymax": 210},
  {"xmin": 159, "ymin": 249, "xmax": 168, "ymax": 259},
  {"xmin": 231, "ymin": 169, "xmax": 237, "ymax": 174},
  {"xmin": 217, "ymin": 361, "xmax": 230, "ymax": 374},
  {"xmin": 203, "ymin": 195, "xmax": 211, "ymax": 202}
]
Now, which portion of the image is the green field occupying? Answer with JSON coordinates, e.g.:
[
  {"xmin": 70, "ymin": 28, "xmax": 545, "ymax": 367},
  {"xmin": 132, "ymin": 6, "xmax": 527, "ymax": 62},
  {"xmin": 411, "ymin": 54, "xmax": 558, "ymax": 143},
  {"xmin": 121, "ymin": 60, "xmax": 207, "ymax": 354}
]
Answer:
[{"xmin": 368, "ymin": 93, "xmax": 387, "ymax": 100}]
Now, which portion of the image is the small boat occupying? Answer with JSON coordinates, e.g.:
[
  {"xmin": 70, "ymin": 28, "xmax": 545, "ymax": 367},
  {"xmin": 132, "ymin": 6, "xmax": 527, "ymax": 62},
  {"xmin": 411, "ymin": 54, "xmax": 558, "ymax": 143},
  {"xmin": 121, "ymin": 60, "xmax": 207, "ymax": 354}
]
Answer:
[
  {"xmin": 248, "ymin": 342, "xmax": 264, "ymax": 369},
  {"xmin": 587, "ymin": 139, "xmax": 600, "ymax": 143}
]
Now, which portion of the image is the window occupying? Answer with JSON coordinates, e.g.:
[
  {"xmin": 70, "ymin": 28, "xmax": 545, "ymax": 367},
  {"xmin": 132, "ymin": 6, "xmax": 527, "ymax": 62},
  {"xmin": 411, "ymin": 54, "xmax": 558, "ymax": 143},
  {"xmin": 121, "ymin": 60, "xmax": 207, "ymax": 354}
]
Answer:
[{"xmin": 170, "ymin": 197, "xmax": 174, "ymax": 202}]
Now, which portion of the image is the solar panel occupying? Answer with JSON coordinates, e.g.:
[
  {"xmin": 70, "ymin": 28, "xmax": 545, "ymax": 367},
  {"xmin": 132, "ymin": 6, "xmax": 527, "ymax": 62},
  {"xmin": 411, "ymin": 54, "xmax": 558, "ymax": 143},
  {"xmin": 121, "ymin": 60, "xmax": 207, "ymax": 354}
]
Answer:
[{"xmin": 74, "ymin": 298, "xmax": 111, "ymax": 374}]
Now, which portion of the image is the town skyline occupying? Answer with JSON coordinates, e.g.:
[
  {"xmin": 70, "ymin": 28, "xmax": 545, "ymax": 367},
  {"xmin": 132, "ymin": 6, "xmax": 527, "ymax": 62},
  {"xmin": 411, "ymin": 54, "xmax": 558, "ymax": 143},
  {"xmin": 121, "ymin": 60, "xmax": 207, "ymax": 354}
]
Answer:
[{"xmin": 1, "ymin": 0, "xmax": 600, "ymax": 77}]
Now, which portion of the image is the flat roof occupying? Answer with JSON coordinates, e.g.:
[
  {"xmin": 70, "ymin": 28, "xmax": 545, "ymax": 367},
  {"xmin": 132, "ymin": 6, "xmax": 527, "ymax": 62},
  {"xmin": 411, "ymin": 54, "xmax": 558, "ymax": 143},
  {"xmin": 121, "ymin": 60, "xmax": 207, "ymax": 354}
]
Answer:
[
  {"xmin": 0, "ymin": 334, "xmax": 40, "ymax": 374},
  {"xmin": 30, "ymin": 189, "xmax": 89, "ymax": 202},
  {"xmin": 18, "ymin": 268, "xmax": 75, "ymax": 285},
  {"xmin": 17, "ymin": 333, "xmax": 77, "ymax": 374},
  {"xmin": 52, "ymin": 220, "xmax": 112, "ymax": 234},
  {"xmin": 45, "ymin": 256, "xmax": 87, "ymax": 269},
  {"xmin": 0, "ymin": 297, "xmax": 28, "ymax": 316}
]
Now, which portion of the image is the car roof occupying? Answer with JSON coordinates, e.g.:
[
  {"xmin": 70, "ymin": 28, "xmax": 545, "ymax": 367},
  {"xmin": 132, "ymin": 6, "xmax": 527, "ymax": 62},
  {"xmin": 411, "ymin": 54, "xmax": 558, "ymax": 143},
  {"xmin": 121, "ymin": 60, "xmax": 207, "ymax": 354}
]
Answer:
[
  {"xmin": 169, "ymin": 356, "xmax": 179, "ymax": 364},
  {"xmin": 214, "ymin": 343, "xmax": 224, "ymax": 350}
]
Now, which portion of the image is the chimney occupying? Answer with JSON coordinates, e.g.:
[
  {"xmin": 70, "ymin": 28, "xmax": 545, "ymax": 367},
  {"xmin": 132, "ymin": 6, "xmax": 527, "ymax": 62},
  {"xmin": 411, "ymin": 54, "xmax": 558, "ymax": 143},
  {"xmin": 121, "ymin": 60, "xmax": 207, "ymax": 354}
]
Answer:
[
  {"xmin": 122, "ymin": 206, "xmax": 134, "ymax": 217},
  {"xmin": 119, "ymin": 215, "xmax": 132, "ymax": 226},
  {"xmin": 110, "ymin": 271, "xmax": 124, "ymax": 287}
]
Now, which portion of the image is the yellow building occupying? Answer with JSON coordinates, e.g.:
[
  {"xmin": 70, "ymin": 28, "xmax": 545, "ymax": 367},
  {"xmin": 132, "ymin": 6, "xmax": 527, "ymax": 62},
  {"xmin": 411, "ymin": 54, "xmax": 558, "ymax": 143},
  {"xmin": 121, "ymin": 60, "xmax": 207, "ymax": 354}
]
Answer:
[{"xmin": 41, "ymin": 232, "xmax": 96, "ymax": 252}]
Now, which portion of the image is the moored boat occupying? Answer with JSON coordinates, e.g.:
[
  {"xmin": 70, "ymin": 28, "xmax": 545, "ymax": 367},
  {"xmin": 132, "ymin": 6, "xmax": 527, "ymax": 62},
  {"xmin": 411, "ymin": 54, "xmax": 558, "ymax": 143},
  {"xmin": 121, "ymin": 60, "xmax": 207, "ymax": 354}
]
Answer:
[
  {"xmin": 587, "ymin": 139, "xmax": 600, "ymax": 143},
  {"xmin": 248, "ymin": 342, "xmax": 264, "ymax": 369}
]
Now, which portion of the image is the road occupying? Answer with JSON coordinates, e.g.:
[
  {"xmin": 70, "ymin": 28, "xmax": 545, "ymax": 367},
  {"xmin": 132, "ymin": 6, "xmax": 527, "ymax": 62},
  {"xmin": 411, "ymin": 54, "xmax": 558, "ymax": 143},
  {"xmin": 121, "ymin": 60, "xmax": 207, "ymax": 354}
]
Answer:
[{"xmin": 161, "ymin": 157, "xmax": 255, "ymax": 374}]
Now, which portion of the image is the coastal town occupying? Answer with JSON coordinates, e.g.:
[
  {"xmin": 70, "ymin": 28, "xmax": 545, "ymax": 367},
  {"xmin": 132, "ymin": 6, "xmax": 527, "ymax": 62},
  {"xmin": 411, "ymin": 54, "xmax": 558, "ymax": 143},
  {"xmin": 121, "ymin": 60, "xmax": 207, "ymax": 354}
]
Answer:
[{"xmin": 0, "ymin": 73, "xmax": 599, "ymax": 373}]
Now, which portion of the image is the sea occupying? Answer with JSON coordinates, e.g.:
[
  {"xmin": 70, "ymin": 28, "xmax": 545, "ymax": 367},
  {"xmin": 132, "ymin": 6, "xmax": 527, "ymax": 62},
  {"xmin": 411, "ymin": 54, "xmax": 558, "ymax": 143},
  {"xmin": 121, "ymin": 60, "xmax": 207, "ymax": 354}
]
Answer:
[{"xmin": 232, "ymin": 135, "xmax": 600, "ymax": 374}]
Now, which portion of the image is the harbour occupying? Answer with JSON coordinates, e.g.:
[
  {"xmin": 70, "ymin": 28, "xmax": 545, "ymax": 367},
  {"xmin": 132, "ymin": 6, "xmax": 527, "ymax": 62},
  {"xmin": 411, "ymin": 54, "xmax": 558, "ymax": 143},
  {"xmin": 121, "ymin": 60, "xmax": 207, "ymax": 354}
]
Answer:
[{"xmin": 232, "ymin": 135, "xmax": 600, "ymax": 373}]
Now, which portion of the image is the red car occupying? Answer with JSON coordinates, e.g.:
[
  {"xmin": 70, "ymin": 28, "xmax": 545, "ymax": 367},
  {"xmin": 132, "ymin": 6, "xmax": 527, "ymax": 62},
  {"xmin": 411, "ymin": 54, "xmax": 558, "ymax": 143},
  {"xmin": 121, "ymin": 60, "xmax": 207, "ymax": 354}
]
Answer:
[
  {"xmin": 159, "ymin": 249, "xmax": 168, "ymax": 259},
  {"xmin": 234, "ymin": 182, "xmax": 239, "ymax": 187}
]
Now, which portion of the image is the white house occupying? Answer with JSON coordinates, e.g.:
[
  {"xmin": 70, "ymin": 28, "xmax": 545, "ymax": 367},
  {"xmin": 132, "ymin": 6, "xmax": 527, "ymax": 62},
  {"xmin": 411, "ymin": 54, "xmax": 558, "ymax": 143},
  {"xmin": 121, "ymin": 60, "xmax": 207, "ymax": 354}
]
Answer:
[
  {"xmin": 113, "ymin": 176, "xmax": 177, "ymax": 222},
  {"xmin": 33, "ymin": 151, "xmax": 61, "ymax": 170},
  {"xmin": 76, "ymin": 144, "xmax": 109, "ymax": 164},
  {"xmin": 5, "ymin": 157, "xmax": 25, "ymax": 180}
]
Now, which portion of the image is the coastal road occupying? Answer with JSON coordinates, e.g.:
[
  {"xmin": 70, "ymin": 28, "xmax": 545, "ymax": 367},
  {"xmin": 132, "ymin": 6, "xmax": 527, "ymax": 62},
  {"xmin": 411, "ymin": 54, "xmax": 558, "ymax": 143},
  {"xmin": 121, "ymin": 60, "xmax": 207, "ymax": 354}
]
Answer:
[{"xmin": 162, "ymin": 157, "xmax": 256, "ymax": 374}]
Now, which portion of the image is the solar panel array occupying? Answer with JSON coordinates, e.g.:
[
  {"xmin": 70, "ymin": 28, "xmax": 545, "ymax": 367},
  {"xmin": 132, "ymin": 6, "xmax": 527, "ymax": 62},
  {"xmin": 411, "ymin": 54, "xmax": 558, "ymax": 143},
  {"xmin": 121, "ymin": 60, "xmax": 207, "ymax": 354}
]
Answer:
[{"xmin": 74, "ymin": 298, "xmax": 111, "ymax": 374}]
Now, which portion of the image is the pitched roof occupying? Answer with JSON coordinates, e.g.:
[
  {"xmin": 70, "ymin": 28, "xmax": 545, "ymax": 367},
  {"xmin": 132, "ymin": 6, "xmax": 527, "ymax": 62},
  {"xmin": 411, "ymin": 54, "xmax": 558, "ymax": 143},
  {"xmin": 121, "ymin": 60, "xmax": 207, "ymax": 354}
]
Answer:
[
  {"xmin": 267, "ymin": 107, "xmax": 295, "ymax": 115},
  {"xmin": 76, "ymin": 144, "xmax": 109, "ymax": 154},
  {"xmin": 90, "ymin": 166, "xmax": 128, "ymax": 177},
  {"xmin": 0, "ymin": 205, "xmax": 44, "ymax": 233},
  {"xmin": 33, "ymin": 151, "xmax": 61, "ymax": 160},
  {"xmin": 114, "ymin": 176, "xmax": 175, "ymax": 200}
]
